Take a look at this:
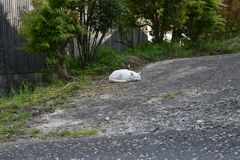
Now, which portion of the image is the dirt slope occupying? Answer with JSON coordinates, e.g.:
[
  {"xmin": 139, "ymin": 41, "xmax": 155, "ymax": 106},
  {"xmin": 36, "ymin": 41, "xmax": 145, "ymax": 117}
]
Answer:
[{"xmin": 26, "ymin": 53, "xmax": 240, "ymax": 140}]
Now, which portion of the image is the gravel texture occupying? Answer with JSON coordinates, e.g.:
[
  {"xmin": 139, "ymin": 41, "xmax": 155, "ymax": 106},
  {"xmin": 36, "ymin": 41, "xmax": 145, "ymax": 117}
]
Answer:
[
  {"xmin": 0, "ymin": 129, "xmax": 240, "ymax": 159},
  {"xmin": 0, "ymin": 53, "xmax": 240, "ymax": 159}
]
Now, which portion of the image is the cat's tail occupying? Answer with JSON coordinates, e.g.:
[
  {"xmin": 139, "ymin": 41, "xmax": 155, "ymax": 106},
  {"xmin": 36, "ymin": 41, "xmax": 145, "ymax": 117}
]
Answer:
[{"xmin": 109, "ymin": 79, "xmax": 127, "ymax": 83}]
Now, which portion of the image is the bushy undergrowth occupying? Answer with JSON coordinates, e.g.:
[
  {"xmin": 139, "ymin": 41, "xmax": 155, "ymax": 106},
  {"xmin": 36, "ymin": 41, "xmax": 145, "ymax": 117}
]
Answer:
[
  {"xmin": 1, "ymin": 35, "xmax": 240, "ymax": 142},
  {"xmin": 67, "ymin": 47, "xmax": 123, "ymax": 78},
  {"xmin": 124, "ymin": 41, "xmax": 192, "ymax": 61},
  {"xmin": 182, "ymin": 35, "xmax": 240, "ymax": 56}
]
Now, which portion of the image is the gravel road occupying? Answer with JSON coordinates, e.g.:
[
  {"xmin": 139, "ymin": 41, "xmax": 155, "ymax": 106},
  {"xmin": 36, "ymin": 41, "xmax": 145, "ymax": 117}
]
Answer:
[{"xmin": 0, "ymin": 53, "xmax": 240, "ymax": 159}]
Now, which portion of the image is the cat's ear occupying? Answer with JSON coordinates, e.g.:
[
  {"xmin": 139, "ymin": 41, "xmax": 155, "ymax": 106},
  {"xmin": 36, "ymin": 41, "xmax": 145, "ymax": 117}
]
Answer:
[
  {"xmin": 138, "ymin": 72, "xmax": 141, "ymax": 75},
  {"xmin": 131, "ymin": 72, "xmax": 134, "ymax": 76}
]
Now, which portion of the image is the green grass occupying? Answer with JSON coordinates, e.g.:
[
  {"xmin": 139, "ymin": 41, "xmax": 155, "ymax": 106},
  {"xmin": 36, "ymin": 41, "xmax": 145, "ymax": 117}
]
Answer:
[
  {"xmin": 72, "ymin": 128, "xmax": 97, "ymax": 138},
  {"xmin": 0, "ymin": 80, "xmax": 88, "ymax": 141},
  {"xmin": 161, "ymin": 92, "xmax": 180, "ymax": 99},
  {"xmin": 41, "ymin": 134, "xmax": 51, "ymax": 139},
  {"xmin": 182, "ymin": 35, "xmax": 240, "ymax": 56},
  {"xmin": 31, "ymin": 129, "xmax": 40, "ymax": 138},
  {"xmin": 54, "ymin": 98, "xmax": 66, "ymax": 105},
  {"xmin": 58, "ymin": 128, "xmax": 97, "ymax": 138},
  {"xmin": 59, "ymin": 129, "xmax": 71, "ymax": 137}
]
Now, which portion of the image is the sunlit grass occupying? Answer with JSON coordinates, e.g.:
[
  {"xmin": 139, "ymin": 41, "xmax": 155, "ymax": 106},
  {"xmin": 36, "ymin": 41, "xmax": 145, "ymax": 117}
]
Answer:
[
  {"xmin": 31, "ymin": 129, "xmax": 40, "ymax": 138},
  {"xmin": 72, "ymin": 128, "xmax": 97, "ymax": 138},
  {"xmin": 58, "ymin": 128, "xmax": 97, "ymax": 138},
  {"xmin": 161, "ymin": 92, "xmax": 180, "ymax": 99}
]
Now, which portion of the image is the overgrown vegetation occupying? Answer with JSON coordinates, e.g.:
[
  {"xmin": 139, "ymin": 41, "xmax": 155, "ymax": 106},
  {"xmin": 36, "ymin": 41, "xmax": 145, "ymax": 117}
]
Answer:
[
  {"xmin": 18, "ymin": 0, "xmax": 125, "ymax": 80},
  {"xmin": 18, "ymin": 0, "xmax": 240, "ymax": 81}
]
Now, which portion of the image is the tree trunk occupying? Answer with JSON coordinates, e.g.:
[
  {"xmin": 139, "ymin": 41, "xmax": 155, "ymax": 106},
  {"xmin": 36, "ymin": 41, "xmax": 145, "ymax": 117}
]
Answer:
[
  {"xmin": 150, "ymin": 12, "xmax": 161, "ymax": 44},
  {"xmin": 159, "ymin": 18, "xmax": 168, "ymax": 43},
  {"xmin": 57, "ymin": 59, "xmax": 72, "ymax": 81}
]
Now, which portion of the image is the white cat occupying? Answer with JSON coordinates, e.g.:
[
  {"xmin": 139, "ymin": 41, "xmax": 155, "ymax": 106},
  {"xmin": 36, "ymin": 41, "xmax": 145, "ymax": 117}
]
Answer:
[{"xmin": 109, "ymin": 69, "xmax": 141, "ymax": 82}]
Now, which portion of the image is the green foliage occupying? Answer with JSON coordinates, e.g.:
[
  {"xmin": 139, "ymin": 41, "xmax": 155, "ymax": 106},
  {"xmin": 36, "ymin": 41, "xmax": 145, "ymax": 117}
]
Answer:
[
  {"xmin": 58, "ymin": 128, "xmax": 97, "ymax": 138},
  {"xmin": 41, "ymin": 134, "xmax": 51, "ymax": 139},
  {"xmin": 224, "ymin": 34, "xmax": 240, "ymax": 53},
  {"xmin": 1, "ymin": 123, "xmax": 23, "ymax": 135},
  {"xmin": 124, "ymin": 42, "xmax": 191, "ymax": 61},
  {"xmin": 63, "ymin": 82, "xmax": 86, "ymax": 93},
  {"xmin": 48, "ymin": 0, "xmax": 79, "ymax": 8},
  {"xmin": 185, "ymin": 0, "xmax": 225, "ymax": 41},
  {"xmin": 19, "ymin": 112, "xmax": 31, "ymax": 120},
  {"xmin": 182, "ymin": 37, "xmax": 238, "ymax": 56},
  {"xmin": 219, "ymin": 0, "xmax": 240, "ymax": 39},
  {"xmin": 97, "ymin": 47, "xmax": 123, "ymax": 70},
  {"xmin": 0, "ymin": 89, "xmax": 7, "ymax": 98},
  {"xmin": 18, "ymin": 0, "xmax": 84, "ymax": 81},
  {"xmin": 51, "ymin": 79, "xmax": 65, "ymax": 89},
  {"xmin": 10, "ymin": 79, "xmax": 37, "ymax": 96},
  {"xmin": 72, "ymin": 128, "xmax": 97, "ymax": 138},
  {"xmin": 31, "ymin": 129, "xmax": 40, "ymax": 138},
  {"xmin": 122, "ymin": 0, "xmax": 190, "ymax": 43},
  {"xmin": 59, "ymin": 129, "xmax": 71, "ymax": 137},
  {"xmin": 122, "ymin": 0, "xmax": 224, "ymax": 43},
  {"xmin": 54, "ymin": 98, "xmax": 66, "ymax": 105},
  {"xmin": 68, "ymin": 47, "xmax": 122, "ymax": 77},
  {"xmin": 76, "ymin": 0, "xmax": 126, "ymax": 65},
  {"xmin": 161, "ymin": 92, "xmax": 180, "ymax": 99},
  {"xmin": 92, "ymin": 0, "xmax": 124, "ymax": 32},
  {"xmin": 17, "ymin": 0, "xmax": 237, "ymax": 84},
  {"xmin": 19, "ymin": 0, "xmax": 82, "ymax": 54}
]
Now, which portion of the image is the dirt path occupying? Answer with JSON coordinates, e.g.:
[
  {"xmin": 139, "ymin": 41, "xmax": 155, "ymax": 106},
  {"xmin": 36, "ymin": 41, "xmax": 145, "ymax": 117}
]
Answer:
[{"xmin": 27, "ymin": 53, "xmax": 240, "ymax": 140}]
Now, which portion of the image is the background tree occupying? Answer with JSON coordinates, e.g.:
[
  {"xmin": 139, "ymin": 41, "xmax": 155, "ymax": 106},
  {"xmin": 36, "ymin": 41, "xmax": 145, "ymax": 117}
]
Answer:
[
  {"xmin": 19, "ymin": 0, "xmax": 83, "ymax": 81},
  {"xmin": 122, "ymin": 0, "xmax": 190, "ymax": 43},
  {"xmin": 70, "ymin": 0, "xmax": 125, "ymax": 65},
  {"xmin": 122, "ymin": 0, "xmax": 224, "ymax": 43},
  {"xmin": 185, "ymin": 0, "xmax": 224, "ymax": 42},
  {"xmin": 220, "ymin": 0, "xmax": 240, "ymax": 39},
  {"xmin": 19, "ymin": 0, "xmax": 125, "ymax": 80},
  {"xmin": 115, "ymin": 4, "xmax": 147, "ymax": 49},
  {"xmin": 123, "ymin": 0, "xmax": 162, "ymax": 43},
  {"xmin": 160, "ymin": 0, "xmax": 189, "ymax": 43}
]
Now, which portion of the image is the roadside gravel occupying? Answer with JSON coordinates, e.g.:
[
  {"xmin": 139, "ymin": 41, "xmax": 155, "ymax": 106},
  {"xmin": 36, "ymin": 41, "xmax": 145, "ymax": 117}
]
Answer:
[{"xmin": 0, "ymin": 129, "xmax": 240, "ymax": 159}]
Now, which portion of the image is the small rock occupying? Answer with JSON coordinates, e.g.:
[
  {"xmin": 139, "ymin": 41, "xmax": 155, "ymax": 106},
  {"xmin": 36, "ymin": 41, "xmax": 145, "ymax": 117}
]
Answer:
[
  {"xmin": 196, "ymin": 120, "xmax": 205, "ymax": 124},
  {"xmin": 105, "ymin": 116, "xmax": 110, "ymax": 121},
  {"xmin": 236, "ymin": 109, "xmax": 240, "ymax": 113},
  {"xmin": 185, "ymin": 103, "xmax": 190, "ymax": 107},
  {"xmin": 150, "ymin": 127, "xmax": 159, "ymax": 132},
  {"xmin": 126, "ymin": 128, "xmax": 135, "ymax": 135},
  {"xmin": 31, "ymin": 109, "xmax": 41, "ymax": 116},
  {"xmin": 151, "ymin": 118, "xmax": 157, "ymax": 121},
  {"xmin": 235, "ymin": 105, "xmax": 240, "ymax": 109}
]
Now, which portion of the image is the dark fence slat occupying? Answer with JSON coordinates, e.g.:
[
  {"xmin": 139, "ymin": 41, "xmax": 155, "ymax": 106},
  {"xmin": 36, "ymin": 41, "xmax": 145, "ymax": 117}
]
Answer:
[{"xmin": 0, "ymin": 0, "xmax": 46, "ymax": 94}]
